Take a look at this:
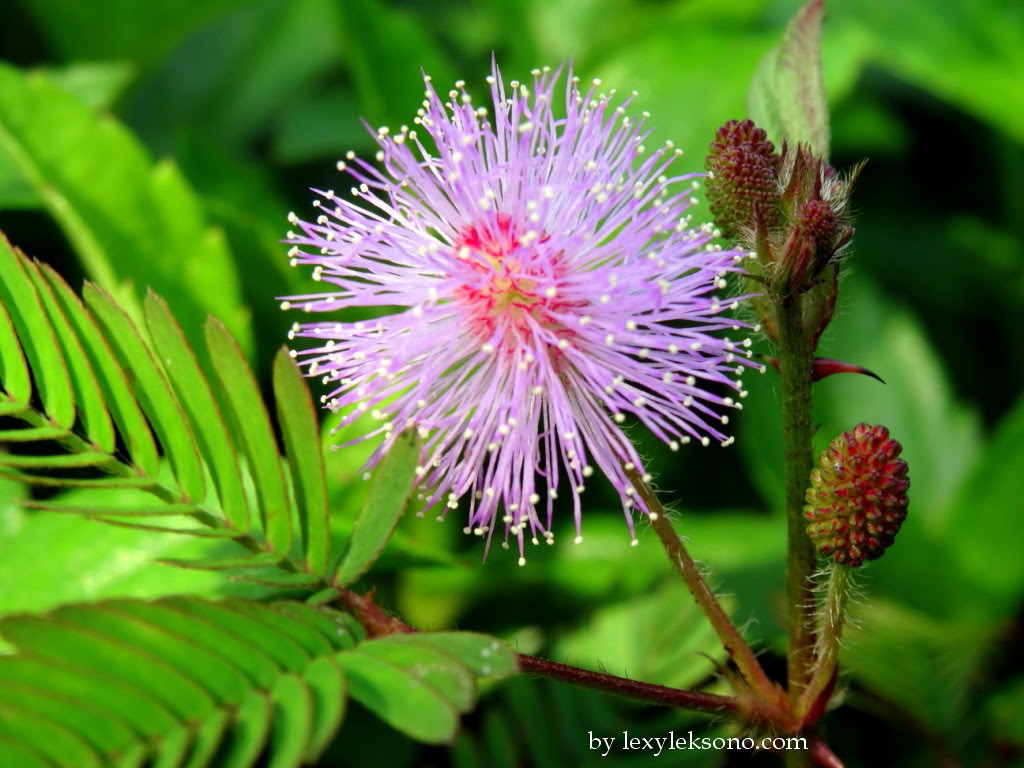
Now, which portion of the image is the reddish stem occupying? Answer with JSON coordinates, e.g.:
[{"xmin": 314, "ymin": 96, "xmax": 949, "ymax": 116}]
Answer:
[{"xmin": 517, "ymin": 654, "xmax": 741, "ymax": 716}]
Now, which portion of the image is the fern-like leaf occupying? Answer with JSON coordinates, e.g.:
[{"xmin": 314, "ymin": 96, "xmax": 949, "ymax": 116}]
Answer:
[
  {"xmin": 0, "ymin": 597, "xmax": 518, "ymax": 767},
  {"xmin": 0, "ymin": 232, "xmax": 417, "ymax": 592}
]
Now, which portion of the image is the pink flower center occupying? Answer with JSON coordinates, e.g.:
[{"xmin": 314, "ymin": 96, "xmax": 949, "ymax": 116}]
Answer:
[{"xmin": 451, "ymin": 216, "xmax": 570, "ymax": 347}]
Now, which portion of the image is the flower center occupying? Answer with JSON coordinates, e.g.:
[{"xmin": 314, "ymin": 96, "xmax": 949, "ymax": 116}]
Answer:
[{"xmin": 451, "ymin": 216, "xmax": 561, "ymax": 345}]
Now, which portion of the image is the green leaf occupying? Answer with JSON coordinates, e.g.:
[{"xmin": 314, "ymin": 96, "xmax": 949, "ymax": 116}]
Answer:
[
  {"xmin": 41, "ymin": 62, "xmax": 135, "ymax": 111},
  {"xmin": 0, "ymin": 235, "xmax": 74, "ymax": 428},
  {"xmin": 22, "ymin": 500, "xmax": 201, "ymax": 517},
  {"xmin": 219, "ymin": 689, "xmax": 272, "ymax": 768},
  {"xmin": 748, "ymin": 0, "xmax": 830, "ymax": 156},
  {"xmin": 357, "ymin": 638, "xmax": 475, "ymax": 713},
  {"xmin": 830, "ymin": 0, "xmax": 1024, "ymax": 143},
  {"xmin": 181, "ymin": 709, "xmax": 230, "ymax": 768},
  {"xmin": 942, "ymin": 393, "xmax": 1024, "ymax": 617},
  {"xmin": 0, "ymin": 63, "xmax": 251, "ymax": 360},
  {"xmin": 228, "ymin": 600, "xmax": 334, "ymax": 657},
  {"xmin": 335, "ymin": 0, "xmax": 456, "ymax": 125},
  {"xmin": 300, "ymin": 656, "xmax": 347, "ymax": 762},
  {"xmin": 145, "ymin": 291, "xmax": 250, "ymax": 531},
  {"xmin": 24, "ymin": 258, "xmax": 115, "ymax": 452},
  {"xmin": 0, "ymin": 598, "xmax": 374, "ymax": 765},
  {"xmin": 0, "ymin": 680, "xmax": 140, "ymax": 765},
  {"xmin": 115, "ymin": 599, "xmax": 280, "ymax": 688},
  {"xmin": 0, "ymin": 700, "xmax": 103, "ymax": 768},
  {"xmin": 37, "ymin": 263, "xmax": 160, "ymax": 477},
  {"xmin": 386, "ymin": 632, "xmax": 518, "ymax": 682},
  {"xmin": 263, "ymin": 602, "xmax": 364, "ymax": 651},
  {"xmin": 0, "ymin": 425, "xmax": 69, "ymax": 443},
  {"xmin": 333, "ymin": 430, "xmax": 420, "ymax": 586},
  {"xmin": 20, "ymin": 0, "xmax": 251, "ymax": 64},
  {"xmin": 268, "ymin": 674, "xmax": 314, "ymax": 768},
  {"xmin": 162, "ymin": 598, "xmax": 314, "ymax": 673},
  {"xmin": 0, "ymin": 452, "xmax": 113, "ymax": 470},
  {"xmin": 554, "ymin": 578, "xmax": 727, "ymax": 690},
  {"xmin": 84, "ymin": 283, "xmax": 206, "ymax": 502},
  {"xmin": 273, "ymin": 347, "xmax": 330, "ymax": 575},
  {"xmin": 0, "ymin": 289, "xmax": 31, "ymax": 407},
  {"xmin": 0, "ymin": 499, "xmax": 232, "ymax": 618},
  {"xmin": 206, "ymin": 317, "xmax": 292, "ymax": 554},
  {"xmin": 842, "ymin": 598, "xmax": 995, "ymax": 733},
  {"xmin": 0, "ymin": 656, "xmax": 178, "ymax": 743},
  {"xmin": 337, "ymin": 649, "xmax": 460, "ymax": 744},
  {"xmin": 0, "ymin": 613, "xmax": 216, "ymax": 720},
  {"xmin": 159, "ymin": 552, "xmax": 284, "ymax": 571},
  {"xmin": 152, "ymin": 725, "xmax": 194, "ymax": 768}
]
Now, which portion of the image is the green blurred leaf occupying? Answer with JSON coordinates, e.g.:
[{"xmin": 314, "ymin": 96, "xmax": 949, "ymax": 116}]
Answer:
[
  {"xmin": 273, "ymin": 348, "xmax": 330, "ymax": 576},
  {"xmin": 749, "ymin": 0, "xmax": 830, "ymax": 156},
  {"xmin": 20, "ymin": 0, "xmax": 250, "ymax": 65},
  {"xmin": 942, "ymin": 393, "xmax": 1024, "ymax": 617},
  {"xmin": 333, "ymin": 430, "xmax": 420, "ymax": 586},
  {"xmin": 842, "ymin": 598, "xmax": 995, "ymax": 734},
  {"xmin": 554, "ymin": 578, "xmax": 726, "ymax": 689},
  {"xmin": 0, "ymin": 63, "xmax": 251, "ymax": 360},
  {"xmin": 335, "ymin": 0, "xmax": 456, "ymax": 125},
  {"xmin": 42, "ymin": 62, "xmax": 136, "ymax": 111},
  {"xmin": 127, "ymin": 0, "xmax": 342, "ymax": 148},
  {"xmin": 832, "ymin": 0, "xmax": 1024, "ymax": 142},
  {"xmin": 273, "ymin": 87, "xmax": 368, "ymax": 164},
  {"xmin": 0, "ymin": 497, "xmax": 240, "ymax": 618}
]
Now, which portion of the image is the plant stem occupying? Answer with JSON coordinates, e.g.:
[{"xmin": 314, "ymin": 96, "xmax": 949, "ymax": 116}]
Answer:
[
  {"xmin": 517, "ymin": 654, "xmax": 741, "ymax": 716},
  {"xmin": 332, "ymin": 585, "xmax": 752, "ymax": 719},
  {"xmin": 627, "ymin": 468, "xmax": 790, "ymax": 721},
  {"xmin": 776, "ymin": 294, "xmax": 819, "ymax": 694},
  {"xmin": 797, "ymin": 565, "xmax": 851, "ymax": 723}
]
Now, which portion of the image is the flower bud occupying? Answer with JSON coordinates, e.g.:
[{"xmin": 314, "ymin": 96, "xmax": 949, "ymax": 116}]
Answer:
[
  {"xmin": 804, "ymin": 424, "xmax": 909, "ymax": 567},
  {"xmin": 705, "ymin": 119, "xmax": 781, "ymax": 240}
]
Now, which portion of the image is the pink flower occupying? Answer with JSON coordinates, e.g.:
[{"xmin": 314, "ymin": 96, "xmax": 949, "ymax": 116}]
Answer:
[{"xmin": 283, "ymin": 64, "xmax": 757, "ymax": 562}]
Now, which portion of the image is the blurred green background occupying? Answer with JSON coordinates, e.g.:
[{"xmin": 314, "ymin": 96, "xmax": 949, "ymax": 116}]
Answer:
[{"xmin": 1, "ymin": 0, "xmax": 1023, "ymax": 765}]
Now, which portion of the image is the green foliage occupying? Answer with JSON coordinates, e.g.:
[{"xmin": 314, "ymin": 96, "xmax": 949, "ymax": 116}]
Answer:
[
  {"xmin": 0, "ymin": 596, "xmax": 515, "ymax": 766},
  {"xmin": 0, "ymin": 63, "xmax": 251, "ymax": 362},
  {"xmin": 0, "ymin": 237, "xmax": 516, "ymax": 764},
  {"xmin": 1, "ymin": 0, "xmax": 1023, "ymax": 764},
  {"xmin": 749, "ymin": 0, "xmax": 830, "ymax": 156}
]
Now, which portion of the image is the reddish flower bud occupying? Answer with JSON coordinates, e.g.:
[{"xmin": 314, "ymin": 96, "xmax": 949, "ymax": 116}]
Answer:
[
  {"xmin": 705, "ymin": 119, "xmax": 782, "ymax": 240},
  {"xmin": 796, "ymin": 198, "xmax": 837, "ymax": 244},
  {"xmin": 804, "ymin": 424, "xmax": 909, "ymax": 567}
]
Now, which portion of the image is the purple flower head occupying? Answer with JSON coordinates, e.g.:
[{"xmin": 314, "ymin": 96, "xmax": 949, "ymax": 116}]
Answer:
[{"xmin": 283, "ymin": 64, "xmax": 759, "ymax": 563}]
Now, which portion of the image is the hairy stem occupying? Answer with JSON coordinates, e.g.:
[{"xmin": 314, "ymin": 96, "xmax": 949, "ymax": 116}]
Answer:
[
  {"xmin": 776, "ymin": 294, "xmax": 819, "ymax": 695},
  {"xmin": 517, "ymin": 654, "xmax": 741, "ymax": 716},
  {"xmin": 627, "ymin": 468, "xmax": 789, "ymax": 721},
  {"xmin": 797, "ymin": 565, "xmax": 851, "ymax": 722},
  {"xmin": 331, "ymin": 585, "xmax": 751, "ymax": 719}
]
